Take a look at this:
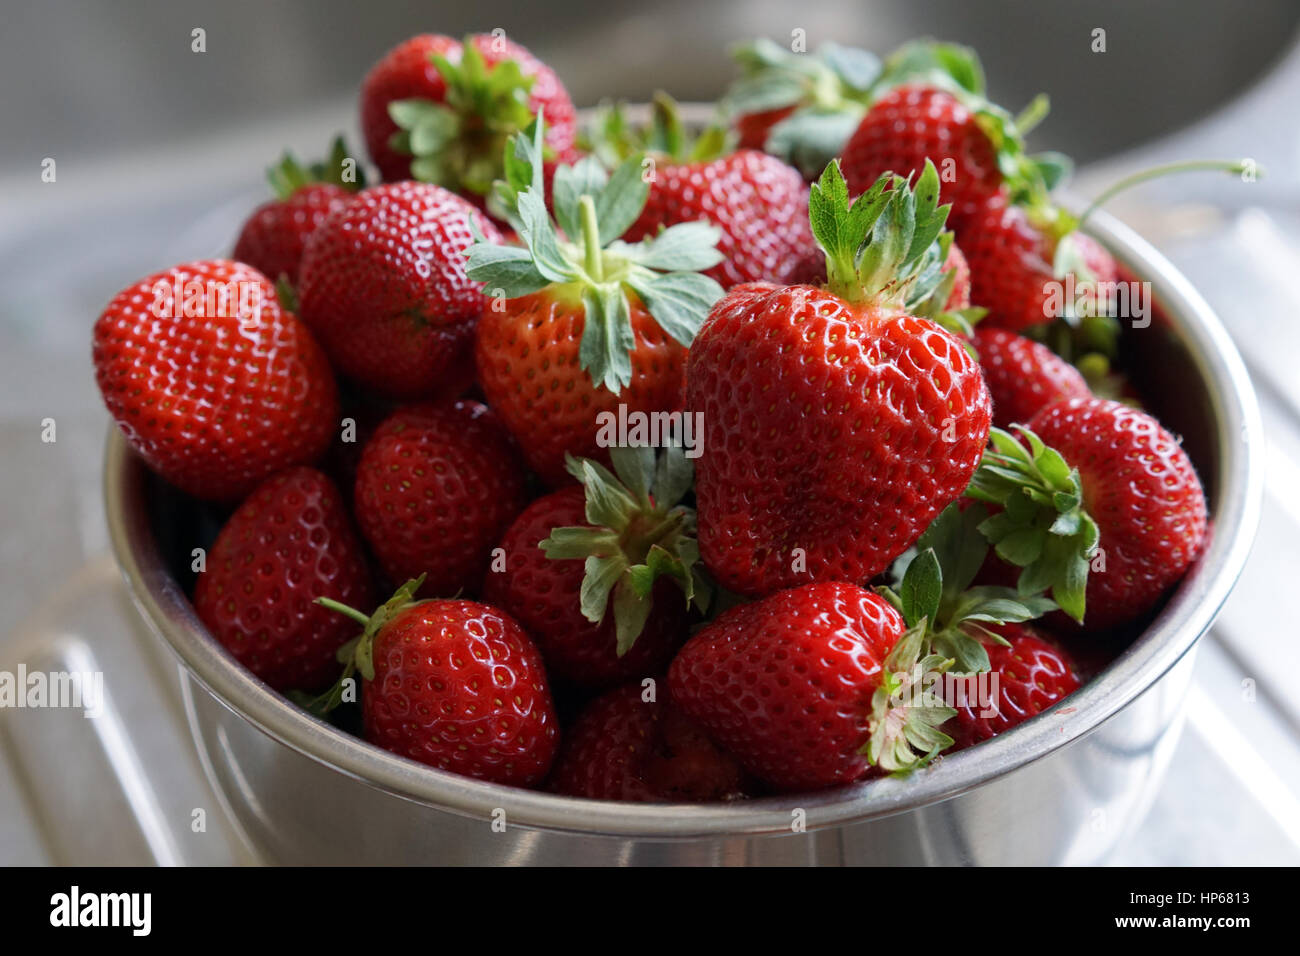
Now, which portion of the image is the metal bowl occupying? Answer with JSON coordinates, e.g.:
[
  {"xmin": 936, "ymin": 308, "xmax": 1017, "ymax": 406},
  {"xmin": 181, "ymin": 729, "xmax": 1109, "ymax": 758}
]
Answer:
[{"xmin": 103, "ymin": 206, "xmax": 1262, "ymax": 865}]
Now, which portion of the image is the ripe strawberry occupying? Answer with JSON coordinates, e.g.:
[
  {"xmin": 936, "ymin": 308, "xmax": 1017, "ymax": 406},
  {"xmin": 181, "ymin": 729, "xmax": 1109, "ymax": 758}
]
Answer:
[
  {"xmin": 353, "ymin": 401, "xmax": 528, "ymax": 596},
  {"xmin": 360, "ymin": 32, "xmax": 576, "ymax": 194},
  {"xmin": 548, "ymin": 681, "xmax": 747, "ymax": 801},
  {"xmin": 297, "ymin": 181, "xmax": 501, "ymax": 399},
  {"xmin": 972, "ymin": 327, "xmax": 1090, "ymax": 428},
  {"xmin": 467, "ymin": 119, "xmax": 724, "ymax": 486},
  {"xmin": 838, "ymin": 42, "xmax": 1059, "ymax": 229},
  {"xmin": 194, "ymin": 467, "xmax": 375, "ymax": 692},
  {"xmin": 316, "ymin": 578, "xmax": 559, "ymax": 786},
  {"xmin": 687, "ymin": 161, "xmax": 991, "ymax": 596},
  {"xmin": 945, "ymin": 623, "xmax": 1080, "ymax": 749},
  {"xmin": 232, "ymin": 138, "xmax": 364, "ymax": 287},
  {"xmin": 1026, "ymin": 398, "xmax": 1208, "ymax": 630},
  {"xmin": 92, "ymin": 259, "xmax": 339, "ymax": 501},
  {"xmin": 959, "ymin": 190, "xmax": 1118, "ymax": 332},
  {"xmin": 485, "ymin": 448, "xmax": 706, "ymax": 688},
  {"xmin": 722, "ymin": 39, "xmax": 880, "ymax": 180},
  {"xmin": 593, "ymin": 95, "xmax": 813, "ymax": 289},
  {"xmin": 668, "ymin": 581, "xmax": 952, "ymax": 791}
]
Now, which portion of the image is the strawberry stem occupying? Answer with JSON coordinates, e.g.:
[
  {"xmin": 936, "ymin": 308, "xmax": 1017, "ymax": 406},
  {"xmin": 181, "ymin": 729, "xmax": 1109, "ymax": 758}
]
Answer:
[
  {"xmin": 579, "ymin": 194, "xmax": 603, "ymax": 282},
  {"xmin": 314, "ymin": 598, "xmax": 370, "ymax": 628},
  {"xmin": 1078, "ymin": 159, "xmax": 1255, "ymax": 225}
]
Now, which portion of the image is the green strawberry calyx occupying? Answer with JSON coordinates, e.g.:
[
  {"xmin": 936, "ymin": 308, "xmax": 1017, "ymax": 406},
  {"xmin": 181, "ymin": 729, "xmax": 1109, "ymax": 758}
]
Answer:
[
  {"xmin": 297, "ymin": 575, "xmax": 427, "ymax": 716},
  {"xmin": 266, "ymin": 135, "xmax": 367, "ymax": 200},
  {"xmin": 965, "ymin": 427, "xmax": 1100, "ymax": 624},
  {"xmin": 721, "ymin": 38, "xmax": 880, "ymax": 178},
  {"xmin": 810, "ymin": 158, "xmax": 951, "ymax": 310},
  {"xmin": 584, "ymin": 92, "xmax": 736, "ymax": 169},
  {"xmin": 388, "ymin": 36, "xmax": 540, "ymax": 196},
  {"xmin": 465, "ymin": 114, "xmax": 726, "ymax": 393},
  {"xmin": 540, "ymin": 446, "xmax": 711, "ymax": 657},
  {"xmin": 905, "ymin": 230, "xmax": 987, "ymax": 341},
  {"xmin": 867, "ymin": 502, "xmax": 1060, "ymax": 775}
]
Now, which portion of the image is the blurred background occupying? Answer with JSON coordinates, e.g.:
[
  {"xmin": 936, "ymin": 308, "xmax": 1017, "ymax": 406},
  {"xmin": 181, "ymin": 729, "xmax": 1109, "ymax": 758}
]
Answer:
[{"xmin": 2, "ymin": 0, "xmax": 1299, "ymax": 865}]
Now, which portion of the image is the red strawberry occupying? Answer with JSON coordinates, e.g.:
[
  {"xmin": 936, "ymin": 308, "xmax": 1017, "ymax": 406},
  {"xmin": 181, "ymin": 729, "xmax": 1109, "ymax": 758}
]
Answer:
[
  {"xmin": 842, "ymin": 85, "xmax": 999, "ymax": 224},
  {"xmin": 467, "ymin": 119, "xmax": 724, "ymax": 486},
  {"xmin": 973, "ymin": 327, "xmax": 1090, "ymax": 428},
  {"xmin": 92, "ymin": 259, "xmax": 339, "ymax": 501},
  {"xmin": 959, "ymin": 190, "xmax": 1118, "ymax": 332},
  {"xmin": 595, "ymin": 96, "xmax": 813, "ymax": 289},
  {"xmin": 668, "ymin": 581, "xmax": 950, "ymax": 791},
  {"xmin": 945, "ymin": 623, "xmax": 1080, "ymax": 749},
  {"xmin": 1027, "ymin": 398, "xmax": 1208, "ymax": 630},
  {"xmin": 687, "ymin": 161, "xmax": 991, "ymax": 596},
  {"xmin": 360, "ymin": 32, "xmax": 576, "ymax": 194},
  {"xmin": 194, "ymin": 467, "xmax": 375, "ymax": 691},
  {"xmin": 297, "ymin": 181, "xmax": 501, "ymax": 399},
  {"xmin": 722, "ymin": 39, "xmax": 879, "ymax": 180},
  {"xmin": 549, "ymin": 681, "xmax": 747, "ymax": 801},
  {"xmin": 317, "ymin": 579, "xmax": 559, "ymax": 786},
  {"xmin": 231, "ymin": 138, "xmax": 365, "ymax": 286},
  {"xmin": 353, "ymin": 401, "xmax": 528, "ymax": 596},
  {"xmin": 234, "ymin": 184, "xmax": 347, "ymax": 287},
  {"xmin": 484, "ymin": 448, "xmax": 705, "ymax": 688}
]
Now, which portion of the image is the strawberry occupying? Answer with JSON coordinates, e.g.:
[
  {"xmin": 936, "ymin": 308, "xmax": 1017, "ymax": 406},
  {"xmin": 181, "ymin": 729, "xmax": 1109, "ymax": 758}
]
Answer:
[
  {"xmin": 959, "ymin": 189, "xmax": 1119, "ymax": 333},
  {"xmin": 353, "ymin": 400, "xmax": 528, "ymax": 596},
  {"xmin": 838, "ymin": 42, "xmax": 1060, "ymax": 229},
  {"xmin": 945, "ymin": 623, "xmax": 1080, "ymax": 749},
  {"xmin": 92, "ymin": 259, "xmax": 339, "ymax": 501},
  {"xmin": 721, "ymin": 39, "xmax": 881, "ymax": 180},
  {"xmin": 668, "ymin": 581, "xmax": 950, "ymax": 791},
  {"xmin": 297, "ymin": 181, "xmax": 501, "ymax": 400},
  {"xmin": 316, "ymin": 578, "xmax": 559, "ymax": 787},
  {"xmin": 485, "ymin": 447, "xmax": 707, "ymax": 688},
  {"xmin": 548, "ymin": 681, "xmax": 747, "ymax": 801},
  {"xmin": 972, "ymin": 326, "xmax": 1090, "ymax": 428},
  {"xmin": 360, "ymin": 32, "xmax": 576, "ymax": 194},
  {"xmin": 591, "ymin": 95, "xmax": 813, "ymax": 289},
  {"xmin": 1025, "ymin": 398, "xmax": 1208, "ymax": 630},
  {"xmin": 232, "ymin": 138, "xmax": 364, "ymax": 287},
  {"xmin": 194, "ymin": 467, "xmax": 375, "ymax": 691},
  {"xmin": 687, "ymin": 160, "xmax": 991, "ymax": 596},
  {"xmin": 467, "ymin": 119, "xmax": 725, "ymax": 486}
]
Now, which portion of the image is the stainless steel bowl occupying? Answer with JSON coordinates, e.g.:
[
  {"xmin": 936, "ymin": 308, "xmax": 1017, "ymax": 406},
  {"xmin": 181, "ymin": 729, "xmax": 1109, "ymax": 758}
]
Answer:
[{"xmin": 103, "ymin": 207, "xmax": 1263, "ymax": 865}]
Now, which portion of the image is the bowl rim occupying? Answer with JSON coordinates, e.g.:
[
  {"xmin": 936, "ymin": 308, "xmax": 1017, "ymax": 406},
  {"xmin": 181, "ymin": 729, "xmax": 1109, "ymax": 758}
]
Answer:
[{"xmin": 103, "ymin": 207, "xmax": 1264, "ymax": 839}]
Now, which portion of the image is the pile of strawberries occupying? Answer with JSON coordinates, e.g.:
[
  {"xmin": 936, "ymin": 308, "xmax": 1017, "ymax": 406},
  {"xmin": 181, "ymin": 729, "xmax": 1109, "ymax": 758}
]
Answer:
[{"xmin": 92, "ymin": 34, "xmax": 1210, "ymax": 799}]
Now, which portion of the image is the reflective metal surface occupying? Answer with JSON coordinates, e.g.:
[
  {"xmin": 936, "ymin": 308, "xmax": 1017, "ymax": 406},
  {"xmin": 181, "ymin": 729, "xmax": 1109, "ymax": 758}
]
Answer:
[{"xmin": 101, "ymin": 209, "xmax": 1264, "ymax": 865}]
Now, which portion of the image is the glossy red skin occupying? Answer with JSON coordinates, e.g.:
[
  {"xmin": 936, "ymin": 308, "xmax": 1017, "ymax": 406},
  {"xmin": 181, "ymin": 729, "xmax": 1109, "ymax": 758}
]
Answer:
[
  {"xmin": 483, "ymin": 488, "xmax": 688, "ymax": 687},
  {"xmin": 360, "ymin": 33, "xmax": 577, "ymax": 184},
  {"xmin": 354, "ymin": 401, "xmax": 528, "ymax": 596},
  {"xmin": 298, "ymin": 182, "xmax": 501, "ymax": 399},
  {"xmin": 363, "ymin": 599, "xmax": 559, "ymax": 787},
  {"xmin": 735, "ymin": 105, "xmax": 797, "ymax": 152},
  {"xmin": 946, "ymin": 623, "xmax": 1080, "ymax": 749},
  {"xmin": 548, "ymin": 681, "xmax": 747, "ymax": 801},
  {"xmin": 232, "ymin": 184, "xmax": 349, "ymax": 286},
  {"xmin": 959, "ymin": 191, "xmax": 1119, "ymax": 332},
  {"xmin": 194, "ymin": 468, "xmax": 375, "ymax": 691},
  {"xmin": 669, "ymin": 582, "xmax": 905, "ymax": 792},
  {"xmin": 973, "ymin": 327, "xmax": 1090, "ymax": 428},
  {"xmin": 686, "ymin": 283, "xmax": 992, "ymax": 596},
  {"xmin": 474, "ymin": 291, "xmax": 687, "ymax": 487},
  {"xmin": 92, "ymin": 260, "xmax": 338, "ymax": 501},
  {"xmin": 1028, "ymin": 398, "xmax": 1208, "ymax": 631},
  {"xmin": 623, "ymin": 149, "xmax": 813, "ymax": 289},
  {"xmin": 840, "ymin": 85, "xmax": 1002, "ymax": 227}
]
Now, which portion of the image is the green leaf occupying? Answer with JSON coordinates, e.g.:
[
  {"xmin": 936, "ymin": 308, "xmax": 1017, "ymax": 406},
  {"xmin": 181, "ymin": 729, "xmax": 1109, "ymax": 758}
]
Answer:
[
  {"xmin": 594, "ymin": 156, "xmax": 651, "ymax": 245},
  {"xmin": 464, "ymin": 242, "xmax": 552, "ymax": 298},
  {"xmin": 516, "ymin": 190, "xmax": 576, "ymax": 284},
  {"xmin": 626, "ymin": 221, "xmax": 724, "ymax": 272},
  {"xmin": 551, "ymin": 156, "xmax": 609, "ymax": 240},
  {"xmin": 580, "ymin": 554, "xmax": 627, "ymax": 624},
  {"xmin": 578, "ymin": 283, "xmax": 636, "ymax": 392},
  {"xmin": 763, "ymin": 107, "xmax": 865, "ymax": 180},
  {"xmin": 900, "ymin": 548, "xmax": 942, "ymax": 628},
  {"xmin": 612, "ymin": 577, "xmax": 653, "ymax": 656},
  {"xmin": 625, "ymin": 271, "xmax": 723, "ymax": 349},
  {"xmin": 540, "ymin": 525, "xmax": 620, "ymax": 560}
]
